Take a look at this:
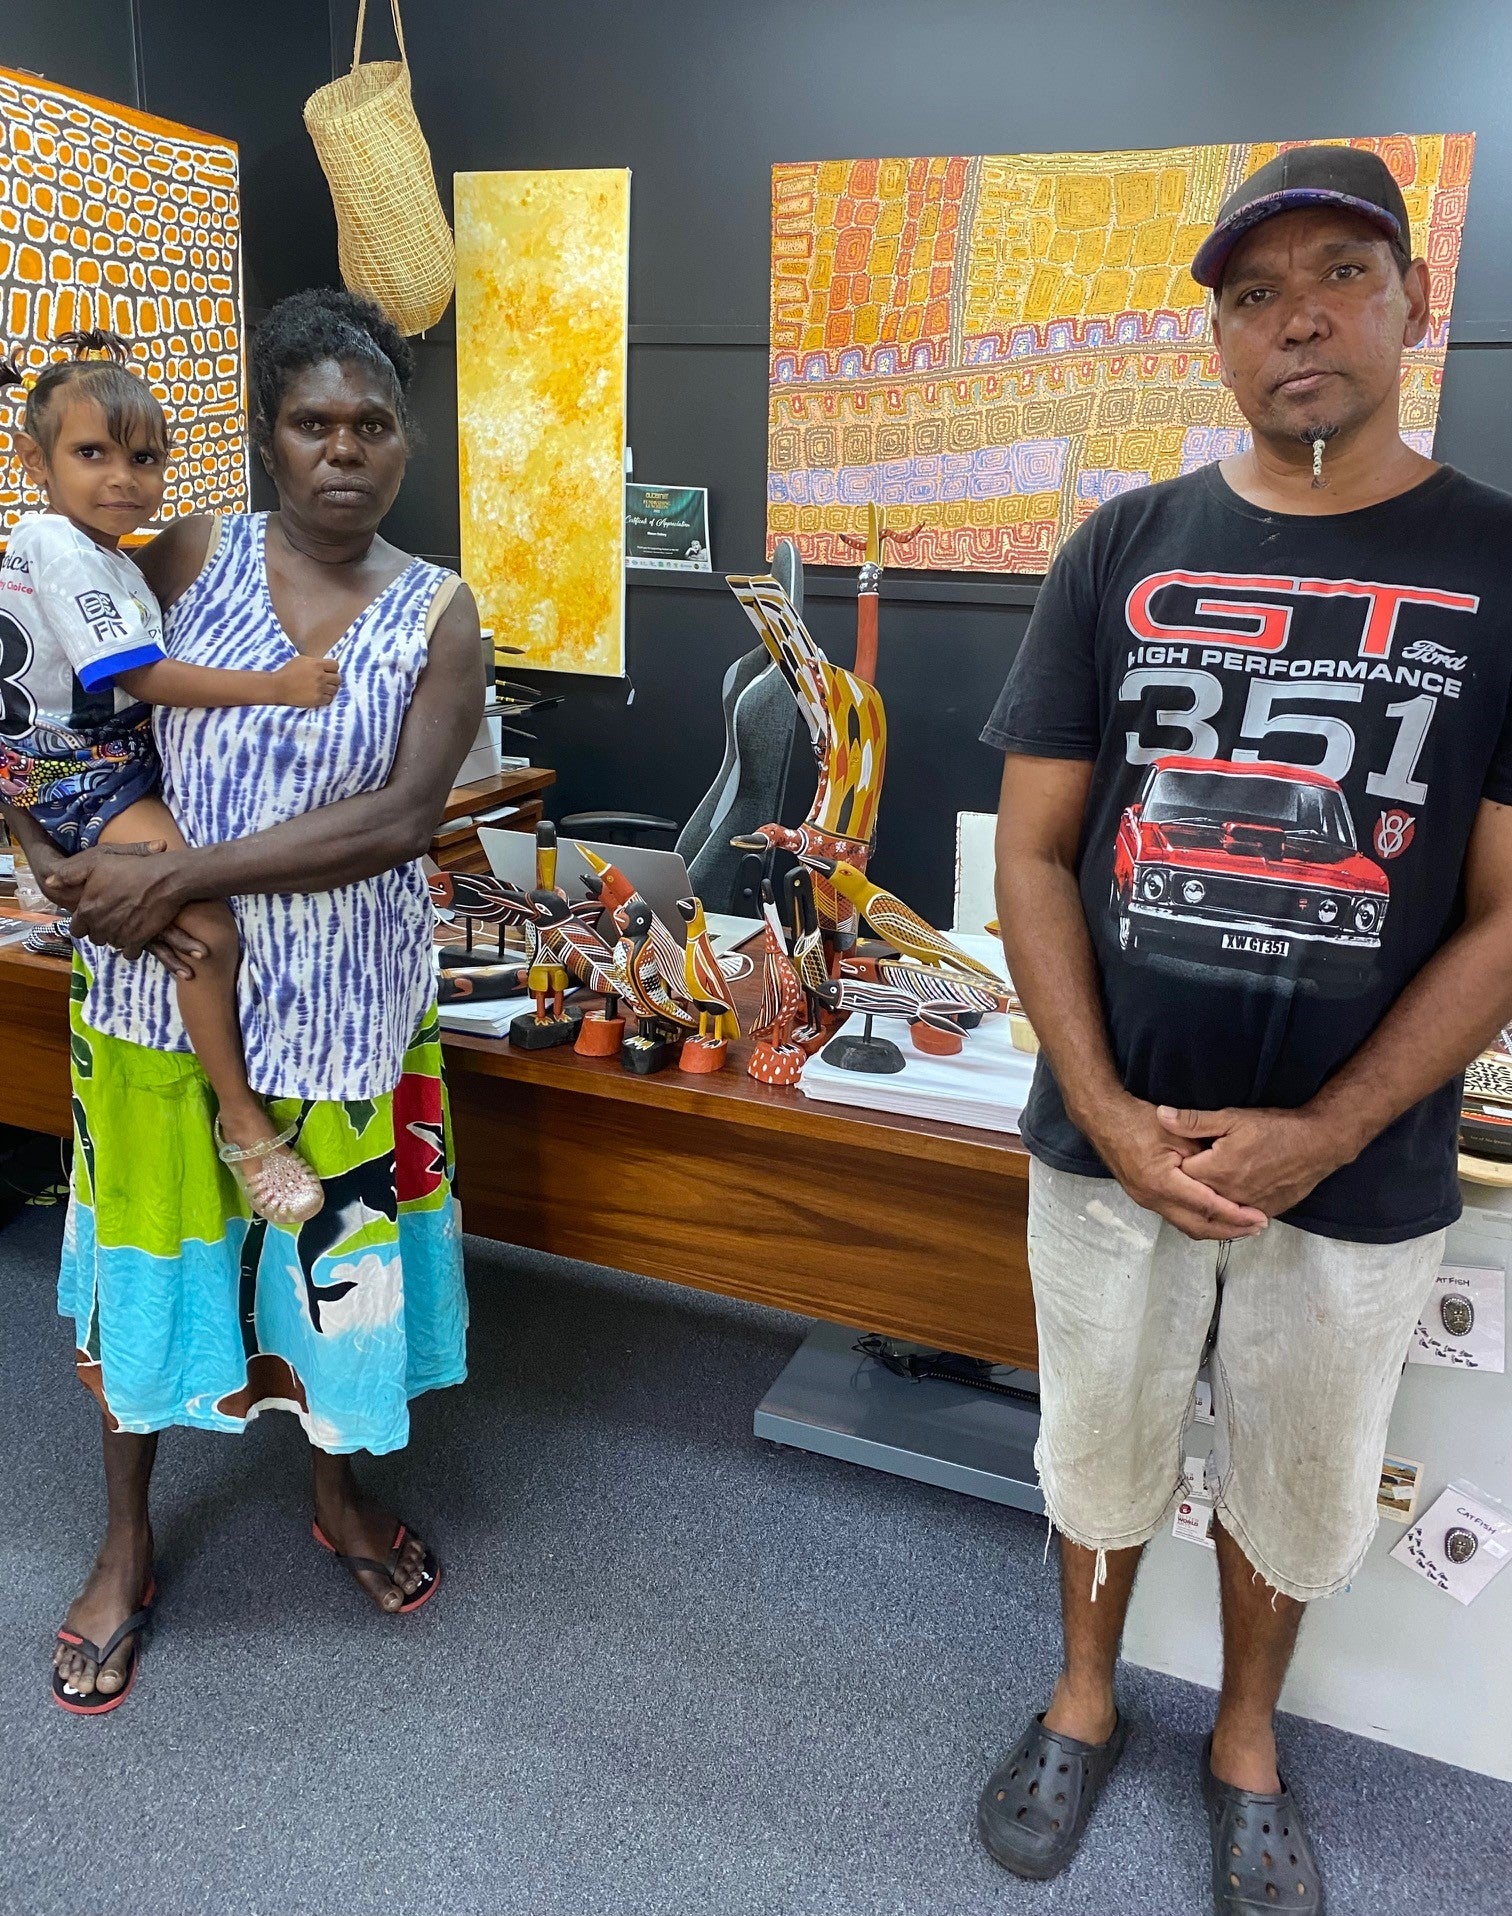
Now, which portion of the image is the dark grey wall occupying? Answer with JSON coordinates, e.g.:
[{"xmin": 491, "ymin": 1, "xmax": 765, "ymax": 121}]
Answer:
[
  {"xmin": 10, "ymin": 4, "xmax": 1512, "ymax": 920},
  {"xmin": 329, "ymin": 0, "xmax": 1512, "ymax": 919},
  {"xmin": 6, "ymin": 2, "xmax": 333, "ymax": 313}
]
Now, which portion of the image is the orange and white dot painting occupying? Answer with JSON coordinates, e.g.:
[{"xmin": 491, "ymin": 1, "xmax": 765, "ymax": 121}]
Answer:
[{"xmin": 0, "ymin": 65, "xmax": 248, "ymax": 540}]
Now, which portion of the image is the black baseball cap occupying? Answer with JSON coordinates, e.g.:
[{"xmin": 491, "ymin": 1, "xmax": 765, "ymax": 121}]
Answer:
[{"xmin": 1191, "ymin": 145, "xmax": 1412, "ymax": 290}]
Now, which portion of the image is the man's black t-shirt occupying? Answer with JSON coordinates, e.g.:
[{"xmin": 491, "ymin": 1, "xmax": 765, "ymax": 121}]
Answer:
[{"xmin": 982, "ymin": 462, "xmax": 1512, "ymax": 1244}]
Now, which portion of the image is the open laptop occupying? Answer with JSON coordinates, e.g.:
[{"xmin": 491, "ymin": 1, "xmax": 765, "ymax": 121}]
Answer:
[{"xmin": 476, "ymin": 828, "xmax": 758, "ymax": 955}]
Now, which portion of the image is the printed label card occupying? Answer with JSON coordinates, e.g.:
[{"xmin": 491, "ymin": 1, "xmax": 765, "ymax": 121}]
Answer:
[
  {"xmin": 1409, "ymin": 1265, "xmax": 1506, "ymax": 1371},
  {"xmin": 1390, "ymin": 1485, "xmax": 1512, "ymax": 1605},
  {"xmin": 1377, "ymin": 1453, "xmax": 1423, "ymax": 1524},
  {"xmin": 1173, "ymin": 1496, "xmax": 1217, "ymax": 1550}
]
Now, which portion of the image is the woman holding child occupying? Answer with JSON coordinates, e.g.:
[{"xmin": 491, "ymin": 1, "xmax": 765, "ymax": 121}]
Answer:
[{"xmin": 2, "ymin": 288, "xmax": 485, "ymax": 1710}]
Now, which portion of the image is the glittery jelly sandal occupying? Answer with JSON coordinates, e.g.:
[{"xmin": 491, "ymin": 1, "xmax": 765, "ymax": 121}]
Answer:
[{"xmin": 215, "ymin": 1118, "xmax": 325, "ymax": 1227}]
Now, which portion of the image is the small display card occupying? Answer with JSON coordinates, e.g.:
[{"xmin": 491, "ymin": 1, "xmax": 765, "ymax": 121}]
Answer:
[
  {"xmin": 1408, "ymin": 1264, "xmax": 1506, "ymax": 1372},
  {"xmin": 1173, "ymin": 1497, "xmax": 1217, "ymax": 1550},
  {"xmin": 1377, "ymin": 1453, "xmax": 1423, "ymax": 1525},
  {"xmin": 1172, "ymin": 1450, "xmax": 1219, "ymax": 1549},
  {"xmin": 625, "ymin": 484, "xmax": 711, "ymax": 571},
  {"xmin": 1390, "ymin": 1485, "xmax": 1512, "ymax": 1605}
]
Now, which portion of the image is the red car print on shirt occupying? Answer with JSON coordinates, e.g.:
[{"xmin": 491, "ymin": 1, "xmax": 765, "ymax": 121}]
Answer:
[{"xmin": 1110, "ymin": 756, "xmax": 1389, "ymax": 984}]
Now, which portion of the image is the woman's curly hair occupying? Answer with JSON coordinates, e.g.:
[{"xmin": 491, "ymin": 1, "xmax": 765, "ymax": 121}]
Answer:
[{"xmin": 250, "ymin": 288, "xmax": 414, "ymax": 442}]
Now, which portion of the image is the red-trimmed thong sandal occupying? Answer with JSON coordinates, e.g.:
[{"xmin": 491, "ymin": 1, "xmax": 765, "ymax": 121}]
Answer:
[
  {"xmin": 52, "ymin": 1575, "xmax": 157, "ymax": 1716},
  {"xmin": 312, "ymin": 1521, "xmax": 441, "ymax": 1614}
]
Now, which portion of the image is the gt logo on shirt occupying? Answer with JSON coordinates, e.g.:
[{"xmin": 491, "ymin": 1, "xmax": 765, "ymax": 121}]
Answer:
[{"xmin": 1125, "ymin": 572, "xmax": 1479, "ymax": 659}]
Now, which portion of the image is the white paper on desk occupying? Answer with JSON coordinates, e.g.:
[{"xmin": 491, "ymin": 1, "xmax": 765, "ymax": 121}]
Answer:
[
  {"xmin": 1408, "ymin": 1264, "xmax": 1506, "ymax": 1372},
  {"xmin": 437, "ymin": 990, "xmax": 534, "ymax": 1038},
  {"xmin": 1390, "ymin": 1484, "xmax": 1512, "ymax": 1605},
  {"xmin": 798, "ymin": 1007, "xmax": 1035, "ymax": 1134}
]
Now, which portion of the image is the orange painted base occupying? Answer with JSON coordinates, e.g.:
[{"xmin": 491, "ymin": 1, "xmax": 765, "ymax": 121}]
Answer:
[
  {"xmin": 574, "ymin": 1013, "xmax": 625, "ymax": 1057},
  {"xmin": 749, "ymin": 1040, "xmax": 805, "ymax": 1087},
  {"xmin": 679, "ymin": 1036, "xmax": 728, "ymax": 1075},
  {"xmin": 911, "ymin": 1021, "xmax": 963, "ymax": 1057}
]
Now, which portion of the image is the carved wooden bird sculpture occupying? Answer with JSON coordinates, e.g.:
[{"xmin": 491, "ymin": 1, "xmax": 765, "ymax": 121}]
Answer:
[
  {"xmin": 428, "ymin": 868, "xmax": 543, "ymax": 935},
  {"xmin": 783, "ymin": 864, "xmax": 836, "ymax": 1028},
  {"xmin": 804, "ymin": 856, "xmax": 1005, "ymax": 983},
  {"xmin": 837, "ymin": 953, "xmax": 1012, "ymax": 1017},
  {"xmin": 615, "ymin": 895, "xmax": 699, "ymax": 1035},
  {"xmin": 530, "ymin": 888, "xmax": 628, "ymax": 999},
  {"xmin": 747, "ymin": 880, "xmax": 810, "ymax": 1087},
  {"xmin": 830, "ymin": 965, "xmax": 1004, "ymax": 1033},
  {"xmin": 676, "ymin": 897, "xmax": 740, "ymax": 1045}
]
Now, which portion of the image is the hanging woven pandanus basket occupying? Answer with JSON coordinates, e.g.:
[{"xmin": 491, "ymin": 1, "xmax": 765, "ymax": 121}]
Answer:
[{"xmin": 303, "ymin": 0, "xmax": 455, "ymax": 335}]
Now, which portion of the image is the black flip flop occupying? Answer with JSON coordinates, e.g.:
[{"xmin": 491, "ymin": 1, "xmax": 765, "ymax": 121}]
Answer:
[
  {"xmin": 1203, "ymin": 1736, "xmax": 1324, "ymax": 1914},
  {"xmin": 977, "ymin": 1709, "xmax": 1129, "ymax": 1880},
  {"xmin": 51, "ymin": 1576, "xmax": 157, "ymax": 1716},
  {"xmin": 312, "ymin": 1520, "xmax": 441, "ymax": 1614}
]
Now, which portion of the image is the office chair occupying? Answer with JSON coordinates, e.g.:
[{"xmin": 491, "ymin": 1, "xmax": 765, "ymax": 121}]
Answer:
[{"xmin": 560, "ymin": 541, "xmax": 803, "ymax": 916}]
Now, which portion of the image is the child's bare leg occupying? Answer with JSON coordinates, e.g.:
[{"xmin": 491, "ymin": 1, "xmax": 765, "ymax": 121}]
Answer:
[{"xmin": 98, "ymin": 798, "xmax": 274, "ymax": 1150}]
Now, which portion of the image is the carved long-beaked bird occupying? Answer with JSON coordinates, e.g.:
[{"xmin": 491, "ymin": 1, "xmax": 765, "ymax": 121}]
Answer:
[
  {"xmin": 726, "ymin": 573, "xmax": 887, "ymax": 936},
  {"xmin": 428, "ymin": 868, "xmax": 543, "ymax": 934},
  {"xmin": 830, "ymin": 965, "xmax": 1006, "ymax": 1033},
  {"xmin": 805, "ymin": 856, "xmax": 1005, "ymax": 983},
  {"xmin": 747, "ymin": 881, "xmax": 810, "ymax": 1086}
]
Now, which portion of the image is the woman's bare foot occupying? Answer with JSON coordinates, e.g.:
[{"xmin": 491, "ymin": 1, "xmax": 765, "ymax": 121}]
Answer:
[
  {"xmin": 311, "ymin": 1457, "xmax": 433, "ymax": 1614},
  {"xmin": 52, "ymin": 1524, "xmax": 154, "ymax": 1699}
]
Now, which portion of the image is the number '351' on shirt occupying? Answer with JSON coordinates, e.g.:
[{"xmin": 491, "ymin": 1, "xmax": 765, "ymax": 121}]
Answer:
[{"xmin": 982, "ymin": 462, "xmax": 1512, "ymax": 1245}]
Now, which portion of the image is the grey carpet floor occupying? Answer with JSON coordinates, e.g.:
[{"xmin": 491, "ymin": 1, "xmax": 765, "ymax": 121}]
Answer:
[{"xmin": 0, "ymin": 1200, "xmax": 1505, "ymax": 1916}]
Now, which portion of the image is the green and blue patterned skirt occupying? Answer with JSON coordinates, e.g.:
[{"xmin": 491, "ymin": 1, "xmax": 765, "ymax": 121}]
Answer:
[{"xmin": 59, "ymin": 966, "xmax": 468, "ymax": 1455}]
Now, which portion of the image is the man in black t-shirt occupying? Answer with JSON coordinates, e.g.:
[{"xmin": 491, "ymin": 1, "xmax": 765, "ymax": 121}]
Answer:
[{"xmin": 975, "ymin": 148, "xmax": 1512, "ymax": 1914}]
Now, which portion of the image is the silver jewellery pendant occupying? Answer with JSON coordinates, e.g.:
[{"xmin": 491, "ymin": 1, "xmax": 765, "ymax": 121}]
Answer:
[
  {"xmin": 1440, "ymin": 1294, "xmax": 1475, "ymax": 1339},
  {"xmin": 1444, "ymin": 1527, "xmax": 1478, "ymax": 1566}
]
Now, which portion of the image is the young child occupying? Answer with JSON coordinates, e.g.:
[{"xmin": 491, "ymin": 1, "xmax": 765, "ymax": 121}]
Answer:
[{"xmin": 0, "ymin": 331, "xmax": 334, "ymax": 1225}]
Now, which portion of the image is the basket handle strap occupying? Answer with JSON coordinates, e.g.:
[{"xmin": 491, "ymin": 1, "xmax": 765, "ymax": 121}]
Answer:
[{"xmin": 352, "ymin": 0, "xmax": 409, "ymax": 69}]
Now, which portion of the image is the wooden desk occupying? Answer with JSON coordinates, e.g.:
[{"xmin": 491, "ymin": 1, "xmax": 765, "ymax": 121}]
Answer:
[
  {"xmin": 0, "ymin": 947, "xmax": 1036, "ymax": 1370},
  {"xmin": 430, "ymin": 767, "xmax": 556, "ymax": 873}
]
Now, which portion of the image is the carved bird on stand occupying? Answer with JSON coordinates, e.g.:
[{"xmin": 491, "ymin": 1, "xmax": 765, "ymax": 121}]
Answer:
[
  {"xmin": 747, "ymin": 880, "xmax": 810, "ymax": 1086},
  {"xmin": 804, "ymin": 856, "xmax": 1005, "ymax": 983},
  {"xmin": 676, "ymin": 897, "xmax": 740, "ymax": 1045},
  {"xmin": 428, "ymin": 868, "xmax": 542, "ymax": 933},
  {"xmin": 830, "ymin": 965, "xmax": 1005, "ymax": 1033},
  {"xmin": 615, "ymin": 896, "xmax": 699, "ymax": 1036}
]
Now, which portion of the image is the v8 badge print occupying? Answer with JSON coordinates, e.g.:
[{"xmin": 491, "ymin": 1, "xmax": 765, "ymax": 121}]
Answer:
[{"xmin": 1374, "ymin": 809, "xmax": 1416, "ymax": 859}]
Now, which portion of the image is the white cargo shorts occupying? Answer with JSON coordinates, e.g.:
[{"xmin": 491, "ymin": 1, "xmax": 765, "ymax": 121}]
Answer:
[{"xmin": 1026, "ymin": 1159, "xmax": 1444, "ymax": 1602}]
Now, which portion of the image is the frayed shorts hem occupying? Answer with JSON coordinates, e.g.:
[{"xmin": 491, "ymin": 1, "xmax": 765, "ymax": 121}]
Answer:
[
  {"xmin": 1039, "ymin": 1474, "xmax": 1185, "ymax": 1558},
  {"xmin": 1215, "ymin": 1485, "xmax": 1374, "ymax": 1605}
]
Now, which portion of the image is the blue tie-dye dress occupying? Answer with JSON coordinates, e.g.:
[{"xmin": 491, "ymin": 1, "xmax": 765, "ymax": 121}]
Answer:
[{"xmin": 58, "ymin": 514, "xmax": 468, "ymax": 1454}]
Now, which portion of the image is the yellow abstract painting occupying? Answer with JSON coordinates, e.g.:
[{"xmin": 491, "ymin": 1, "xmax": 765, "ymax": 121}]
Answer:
[
  {"xmin": 769, "ymin": 137, "xmax": 1473, "ymax": 572},
  {"xmin": 456, "ymin": 168, "xmax": 630, "ymax": 677}
]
